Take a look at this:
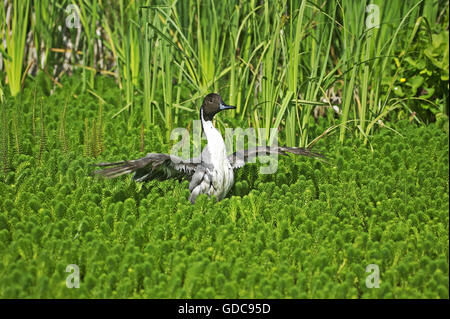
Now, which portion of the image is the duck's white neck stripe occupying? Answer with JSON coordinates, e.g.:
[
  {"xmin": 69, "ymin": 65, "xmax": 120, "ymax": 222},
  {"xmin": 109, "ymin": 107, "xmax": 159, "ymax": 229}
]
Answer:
[
  {"xmin": 201, "ymin": 108, "xmax": 215, "ymax": 137},
  {"xmin": 201, "ymin": 107, "xmax": 226, "ymax": 147}
]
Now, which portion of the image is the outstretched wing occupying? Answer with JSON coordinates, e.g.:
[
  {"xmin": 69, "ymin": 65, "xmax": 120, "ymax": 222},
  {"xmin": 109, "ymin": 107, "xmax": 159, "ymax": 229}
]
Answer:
[
  {"xmin": 92, "ymin": 153, "xmax": 200, "ymax": 182},
  {"xmin": 228, "ymin": 146, "xmax": 325, "ymax": 169}
]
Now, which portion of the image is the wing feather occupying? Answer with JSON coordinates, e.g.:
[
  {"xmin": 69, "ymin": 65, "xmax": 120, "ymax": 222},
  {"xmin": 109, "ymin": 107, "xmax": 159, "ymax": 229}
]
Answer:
[
  {"xmin": 92, "ymin": 153, "xmax": 200, "ymax": 181},
  {"xmin": 228, "ymin": 146, "xmax": 325, "ymax": 169}
]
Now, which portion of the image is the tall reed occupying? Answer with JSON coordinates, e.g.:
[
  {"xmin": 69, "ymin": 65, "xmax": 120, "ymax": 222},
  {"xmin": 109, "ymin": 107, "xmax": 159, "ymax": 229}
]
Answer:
[
  {"xmin": 1, "ymin": 0, "xmax": 31, "ymax": 97},
  {"xmin": 0, "ymin": 0, "xmax": 444, "ymax": 148}
]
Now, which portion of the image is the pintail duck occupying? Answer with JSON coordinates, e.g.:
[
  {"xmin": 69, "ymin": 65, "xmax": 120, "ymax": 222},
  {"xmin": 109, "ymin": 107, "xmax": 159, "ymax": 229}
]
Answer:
[{"xmin": 93, "ymin": 93, "xmax": 324, "ymax": 203}]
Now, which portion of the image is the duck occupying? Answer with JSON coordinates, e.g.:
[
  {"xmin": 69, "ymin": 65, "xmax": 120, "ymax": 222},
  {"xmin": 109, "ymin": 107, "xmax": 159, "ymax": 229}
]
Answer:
[{"xmin": 93, "ymin": 93, "xmax": 324, "ymax": 203}]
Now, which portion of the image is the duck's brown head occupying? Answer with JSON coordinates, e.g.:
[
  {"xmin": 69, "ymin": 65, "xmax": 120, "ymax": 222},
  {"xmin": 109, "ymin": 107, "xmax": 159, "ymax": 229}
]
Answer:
[{"xmin": 201, "ymin": 93, "xmax": 235, "ymax": 121}]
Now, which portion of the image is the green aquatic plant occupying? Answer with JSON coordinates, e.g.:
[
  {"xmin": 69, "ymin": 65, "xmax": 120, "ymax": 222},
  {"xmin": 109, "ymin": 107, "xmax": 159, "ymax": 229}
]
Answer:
[
  {"xmin": 0, "ymin": 83, "xmax": 447, "ymax": 298},
  {"xmin": 1, "ymin": 100, "xmax": 8, "ymax": 176},
  {"xmin": 1, "ymin": 0, "xmax": 31, "ymax": 97}
]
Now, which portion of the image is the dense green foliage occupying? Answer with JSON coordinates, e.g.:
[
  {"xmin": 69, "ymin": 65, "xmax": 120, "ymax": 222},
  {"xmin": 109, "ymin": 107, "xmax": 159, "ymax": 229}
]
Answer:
[
  {"xmin": 1, "ymin": 0, "xmax": 449, "ymax": 146},
  {"xmin": 0, "ymin": 0, "xmax": 449, "ymax": 300},
  {"xmin": 0, "ymin": 79, "xmax": 448, "ymax": 298}
]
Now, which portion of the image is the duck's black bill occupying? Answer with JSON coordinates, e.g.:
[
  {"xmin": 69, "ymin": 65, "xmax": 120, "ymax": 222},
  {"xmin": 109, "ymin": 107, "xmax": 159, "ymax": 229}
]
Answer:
[{"xmin": 219, "ymin": 103, "xmax": 236, "ymax": 111}]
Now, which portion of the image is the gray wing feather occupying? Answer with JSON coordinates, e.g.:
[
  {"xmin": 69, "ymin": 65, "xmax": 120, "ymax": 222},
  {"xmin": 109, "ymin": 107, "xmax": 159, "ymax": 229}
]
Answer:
[
  {"xmin": 92, "ymin": 153, "xmax": 200, "ymax": 181},
  {"xmin": 228, "ymin": 146, "xmax": 325, "ymax": 169},
  {"xmin": 188, "ymin": 166, "xmax": 213, "ymax": 203}
]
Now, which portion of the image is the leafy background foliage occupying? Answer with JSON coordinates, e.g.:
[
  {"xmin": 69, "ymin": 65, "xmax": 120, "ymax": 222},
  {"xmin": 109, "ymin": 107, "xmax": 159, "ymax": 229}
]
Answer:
[{"xmin": 0, "ymin": 80, "xmax": 448, "ymax": 298}]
